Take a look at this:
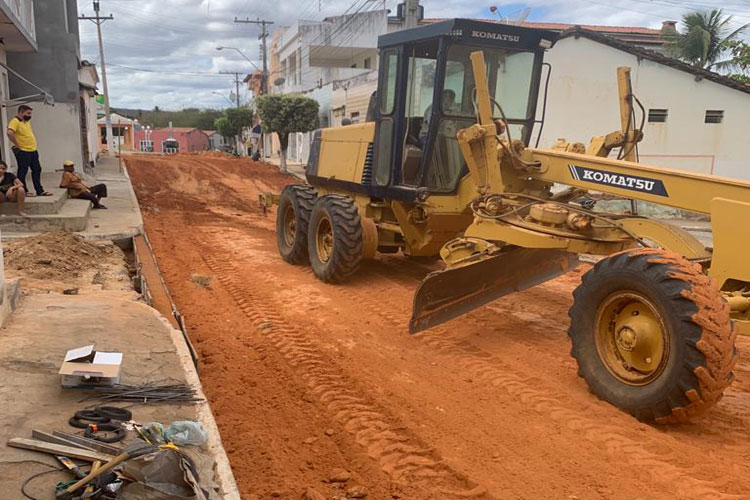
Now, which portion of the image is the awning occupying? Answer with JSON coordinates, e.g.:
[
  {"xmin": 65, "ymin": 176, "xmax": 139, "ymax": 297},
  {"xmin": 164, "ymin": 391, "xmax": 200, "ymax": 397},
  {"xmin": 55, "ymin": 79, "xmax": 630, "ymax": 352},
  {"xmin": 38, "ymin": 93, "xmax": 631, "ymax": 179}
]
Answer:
[{"xmin": 0, "ymin": 60, "xmax": 54, "ymax": 107}]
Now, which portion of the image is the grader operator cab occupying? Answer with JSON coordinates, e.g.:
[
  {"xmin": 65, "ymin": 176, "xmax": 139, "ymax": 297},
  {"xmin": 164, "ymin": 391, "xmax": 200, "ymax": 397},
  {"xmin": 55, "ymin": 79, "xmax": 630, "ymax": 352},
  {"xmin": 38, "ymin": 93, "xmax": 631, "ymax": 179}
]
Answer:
[{"xmin": 273, "ymin": 19, "xmax": 750, "ymax": 423}]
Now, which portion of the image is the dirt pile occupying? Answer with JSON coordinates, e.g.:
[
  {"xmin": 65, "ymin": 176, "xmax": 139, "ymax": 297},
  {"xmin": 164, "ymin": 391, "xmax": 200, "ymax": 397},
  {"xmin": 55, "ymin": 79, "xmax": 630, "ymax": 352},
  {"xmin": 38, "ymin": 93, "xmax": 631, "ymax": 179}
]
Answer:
[
  {"xmin": 125, "ymin": 155, "xmax": 296, "ymax": 228},
  {"xmin": 4, "ymin": 233, "xmax": 121, "ymax": 281}
]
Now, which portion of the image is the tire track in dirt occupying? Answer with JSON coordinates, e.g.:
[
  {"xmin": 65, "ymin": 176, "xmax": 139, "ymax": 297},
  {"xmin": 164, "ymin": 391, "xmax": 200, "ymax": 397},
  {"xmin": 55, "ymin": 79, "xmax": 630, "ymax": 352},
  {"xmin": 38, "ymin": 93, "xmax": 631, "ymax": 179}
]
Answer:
[
  {"xmin": 279, "ymin": 250, "xmax": 742, "ymax": 499},
  {"xmin": 197, "ymin": 241, "xmax": 492, "ymax": 499},
  {"xmin": 416, "ymin": 331, "xmax": 742, "ymax": 500}
]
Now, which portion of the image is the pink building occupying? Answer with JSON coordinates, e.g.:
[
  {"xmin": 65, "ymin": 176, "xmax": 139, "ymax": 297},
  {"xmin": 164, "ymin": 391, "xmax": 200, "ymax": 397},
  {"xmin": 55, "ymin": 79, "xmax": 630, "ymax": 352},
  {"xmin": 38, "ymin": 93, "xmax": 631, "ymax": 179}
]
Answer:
[{"xmin": 133, "ymin": 127, "xmax": 209, "ymax": 154}]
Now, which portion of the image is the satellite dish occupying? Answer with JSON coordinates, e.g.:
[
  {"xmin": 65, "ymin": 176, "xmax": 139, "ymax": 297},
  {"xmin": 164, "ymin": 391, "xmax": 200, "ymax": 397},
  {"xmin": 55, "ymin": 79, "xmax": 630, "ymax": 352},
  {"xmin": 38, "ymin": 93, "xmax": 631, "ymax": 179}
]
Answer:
[
  {"xmin": 509, "ymin": 7, "xmax": 531, "ymax": 25},
  {"xmin": 489, "ymin": 4, "xmax": 532, "ymax": 25}
]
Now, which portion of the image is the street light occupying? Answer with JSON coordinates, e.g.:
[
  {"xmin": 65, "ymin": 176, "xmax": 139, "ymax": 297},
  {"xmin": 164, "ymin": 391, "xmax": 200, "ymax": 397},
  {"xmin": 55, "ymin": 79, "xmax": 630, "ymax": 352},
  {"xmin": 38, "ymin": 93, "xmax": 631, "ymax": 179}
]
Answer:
[{"xmin": 215, "ymin": 46, "xmax": 261, "ymax": 72}]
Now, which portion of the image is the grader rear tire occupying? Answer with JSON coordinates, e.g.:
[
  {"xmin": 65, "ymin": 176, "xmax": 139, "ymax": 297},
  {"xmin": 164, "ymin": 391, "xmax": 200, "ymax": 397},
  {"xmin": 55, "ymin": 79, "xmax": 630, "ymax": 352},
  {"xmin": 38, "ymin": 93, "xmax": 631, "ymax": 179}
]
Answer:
[
  {"xmin": 276, "ymin": 184, "xmax": 316, "ymax": 265},
  {"xmin": 568, "ymin": 248, "xmax": 736, "ymax": 423},
  {"xmin": 308, "ymin": 195, "xmax": 363, "ymax": 283}
]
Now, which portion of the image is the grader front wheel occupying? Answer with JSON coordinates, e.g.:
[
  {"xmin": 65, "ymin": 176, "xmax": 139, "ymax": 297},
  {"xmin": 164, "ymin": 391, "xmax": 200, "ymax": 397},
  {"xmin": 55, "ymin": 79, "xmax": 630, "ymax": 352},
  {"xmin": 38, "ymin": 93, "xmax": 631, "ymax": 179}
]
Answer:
[{"xmin": 568, "ymin": 248, "xmax": 736, "ymax": 423}]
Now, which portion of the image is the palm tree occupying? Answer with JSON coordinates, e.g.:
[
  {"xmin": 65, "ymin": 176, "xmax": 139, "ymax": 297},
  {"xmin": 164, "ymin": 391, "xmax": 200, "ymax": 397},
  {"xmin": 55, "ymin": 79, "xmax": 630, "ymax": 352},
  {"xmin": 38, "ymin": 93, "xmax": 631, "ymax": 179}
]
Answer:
[{"xmin": 664, "ymin": 9, "xmax": 749, "ymax": 71}]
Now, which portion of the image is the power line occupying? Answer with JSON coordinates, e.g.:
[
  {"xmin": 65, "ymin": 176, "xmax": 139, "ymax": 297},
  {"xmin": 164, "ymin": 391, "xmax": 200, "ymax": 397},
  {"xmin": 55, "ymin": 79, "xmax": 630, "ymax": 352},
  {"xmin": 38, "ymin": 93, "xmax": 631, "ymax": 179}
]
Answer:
[
  {"xmin": 234, "ymin": 18, "xmax": 275, "ymax": 93},
  {"xmin": 107, "ymin": 63, "xmax": 232, "ymax": 77},
  {"xmin": 220, "ymin": 71, "xmax": 243, "ymax": 108},
  {"xmin": 79, "ymin": 0, "xmax": 116, "ymax": 156},
  {"xmin": 296, "ymin": 0, "xmax": 390, "ymax": 91},
  {"xmin": 293, "ymin": 0, "xmax": 379, "ymax": 83}
]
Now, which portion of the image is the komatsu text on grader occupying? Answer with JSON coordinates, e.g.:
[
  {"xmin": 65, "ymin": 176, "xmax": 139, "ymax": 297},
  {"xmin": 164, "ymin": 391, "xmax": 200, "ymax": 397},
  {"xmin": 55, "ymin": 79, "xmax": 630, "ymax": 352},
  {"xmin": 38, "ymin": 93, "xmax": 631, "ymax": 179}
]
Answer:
[{"xmin": 271, "ymin": 19, "xmax": 749, "ymax": 422}]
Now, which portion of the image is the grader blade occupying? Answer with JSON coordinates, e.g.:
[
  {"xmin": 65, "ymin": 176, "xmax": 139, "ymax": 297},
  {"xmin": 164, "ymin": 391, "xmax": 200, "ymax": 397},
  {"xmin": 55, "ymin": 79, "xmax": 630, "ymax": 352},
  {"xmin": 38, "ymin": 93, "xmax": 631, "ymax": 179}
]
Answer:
[{"xmin": 409, "ymin": 248, "xmax": 579, "ymax": 333}]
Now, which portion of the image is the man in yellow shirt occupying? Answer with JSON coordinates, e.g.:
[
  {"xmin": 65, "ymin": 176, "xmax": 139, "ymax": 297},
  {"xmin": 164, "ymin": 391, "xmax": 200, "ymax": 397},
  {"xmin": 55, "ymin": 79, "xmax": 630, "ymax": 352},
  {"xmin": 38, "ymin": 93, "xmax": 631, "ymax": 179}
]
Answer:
[{"xmin": 7, "ymin": 105, "xmax": 51, "ymax": 197}]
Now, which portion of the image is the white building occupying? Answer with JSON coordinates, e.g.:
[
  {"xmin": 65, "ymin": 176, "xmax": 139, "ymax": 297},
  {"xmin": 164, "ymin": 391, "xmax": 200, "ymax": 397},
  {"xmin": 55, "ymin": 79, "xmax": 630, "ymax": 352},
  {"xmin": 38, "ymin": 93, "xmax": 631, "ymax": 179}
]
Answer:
[
  {"xmin": 264, "ymin": 9, "xmax": 671, "ymax": 165},
  {"xmin": 539, "ymin": 28, "xmax": 750, "ymax": 180},
  {"xmin": 204, "ymin": 130, "xmax": 226, "ymax": 150}
]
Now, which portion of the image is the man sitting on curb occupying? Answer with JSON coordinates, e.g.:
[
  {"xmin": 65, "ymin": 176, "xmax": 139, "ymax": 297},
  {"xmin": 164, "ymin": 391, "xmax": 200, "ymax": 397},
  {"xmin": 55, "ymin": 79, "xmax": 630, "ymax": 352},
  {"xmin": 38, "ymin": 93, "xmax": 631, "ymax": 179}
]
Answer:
[
  {"xmin": 59, "ymin": 161, "xmax": 108, "ymax": 209},
  {"xmin": 0, "ymin": 160, "xmax": 26, "ymax": 216}
]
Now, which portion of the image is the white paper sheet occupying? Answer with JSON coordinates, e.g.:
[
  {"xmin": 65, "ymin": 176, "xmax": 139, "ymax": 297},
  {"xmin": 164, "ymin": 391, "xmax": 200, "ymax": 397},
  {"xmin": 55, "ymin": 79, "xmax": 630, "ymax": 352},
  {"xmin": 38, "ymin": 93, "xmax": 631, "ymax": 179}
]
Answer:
[
  {"xmin": 64, "ymin": 344, "xmax": 95, "ymax": 362},
  {"xmin": 92, "ymin": 352, "xmax": 123, "ymax": 365}
]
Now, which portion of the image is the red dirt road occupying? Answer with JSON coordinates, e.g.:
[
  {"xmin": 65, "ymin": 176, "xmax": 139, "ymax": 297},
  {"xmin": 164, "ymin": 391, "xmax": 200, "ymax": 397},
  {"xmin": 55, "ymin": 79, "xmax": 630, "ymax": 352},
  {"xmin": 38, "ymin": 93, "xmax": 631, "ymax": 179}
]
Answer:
[{"xmin": 127, "ymin": 153, "xmax": 750, "ymax": 500}]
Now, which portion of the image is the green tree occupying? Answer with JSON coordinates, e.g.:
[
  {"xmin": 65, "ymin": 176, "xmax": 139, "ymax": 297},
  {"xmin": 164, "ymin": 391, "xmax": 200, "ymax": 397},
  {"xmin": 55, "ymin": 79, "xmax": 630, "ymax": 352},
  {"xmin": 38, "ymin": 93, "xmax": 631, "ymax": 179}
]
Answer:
[
  {"xmin": 214, "ymin": 107, "xmax": 254, "ymax": 153},
  {"xmin": 724, "ymin": 39, "xmax": 750, "ymax": 83},
  {"xmin": 256, "ymin": 94, "xmax": 319, "ymax": 172},
  {"xmin": 664, "ymin": 9, "xmax": 749, "ymax": 70}
]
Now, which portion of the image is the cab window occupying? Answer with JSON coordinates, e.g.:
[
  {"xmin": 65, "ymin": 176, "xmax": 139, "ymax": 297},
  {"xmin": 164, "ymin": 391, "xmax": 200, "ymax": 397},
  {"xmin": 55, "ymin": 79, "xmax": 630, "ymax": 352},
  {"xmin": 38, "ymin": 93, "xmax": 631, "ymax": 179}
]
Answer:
[{"xmin": 380, "ymin": 50, "xmax": 398, "ymax": 115}]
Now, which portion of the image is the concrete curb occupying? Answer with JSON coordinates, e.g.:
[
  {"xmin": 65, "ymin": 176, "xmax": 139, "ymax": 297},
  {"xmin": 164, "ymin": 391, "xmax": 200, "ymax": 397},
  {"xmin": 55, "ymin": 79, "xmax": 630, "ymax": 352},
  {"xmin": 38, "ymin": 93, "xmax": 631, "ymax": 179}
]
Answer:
[
  {"xmin": 0, "ymin": 278, "xmax": 21, "ymax": 328},
  {"xmin": 152, "ymin": 307, "xmax": 241, "ymax": 500}
]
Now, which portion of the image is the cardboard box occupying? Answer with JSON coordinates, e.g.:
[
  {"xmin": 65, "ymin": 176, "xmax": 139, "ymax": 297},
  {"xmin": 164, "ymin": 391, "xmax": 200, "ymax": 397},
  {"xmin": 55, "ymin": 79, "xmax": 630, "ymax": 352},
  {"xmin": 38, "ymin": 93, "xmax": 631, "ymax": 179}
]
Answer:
[{"xmin": 59, "ymin": 344, "xmax": 123, "ymax": 388}]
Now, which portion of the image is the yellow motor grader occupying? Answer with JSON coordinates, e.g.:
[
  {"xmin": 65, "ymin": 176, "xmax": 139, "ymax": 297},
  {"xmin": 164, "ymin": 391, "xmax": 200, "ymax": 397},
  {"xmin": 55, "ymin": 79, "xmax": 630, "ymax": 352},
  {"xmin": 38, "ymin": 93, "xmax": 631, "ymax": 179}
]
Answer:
[{"xmin": 272, "ymin": 19, "xmax": 748, "ymax": 422}]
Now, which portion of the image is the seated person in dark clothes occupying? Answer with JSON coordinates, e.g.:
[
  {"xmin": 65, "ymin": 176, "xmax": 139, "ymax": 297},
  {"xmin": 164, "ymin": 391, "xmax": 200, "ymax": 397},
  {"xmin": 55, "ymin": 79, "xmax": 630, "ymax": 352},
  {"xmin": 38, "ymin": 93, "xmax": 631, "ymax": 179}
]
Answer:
[
  {"xmin": 59, "ymin": 160, "xmax": 108, "ymax": 209},
  {"xmin": 0, "ymin": 160, "xmax": 26, "ymax": 215}
]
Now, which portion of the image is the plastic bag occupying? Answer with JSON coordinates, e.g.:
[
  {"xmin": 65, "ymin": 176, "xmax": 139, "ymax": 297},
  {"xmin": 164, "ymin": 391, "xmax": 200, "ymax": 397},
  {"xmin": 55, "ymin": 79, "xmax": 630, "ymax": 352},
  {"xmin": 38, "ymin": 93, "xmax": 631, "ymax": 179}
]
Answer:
[{"xmin": 165, "ymin": 420, "xmax": 207, "ymax": 446}]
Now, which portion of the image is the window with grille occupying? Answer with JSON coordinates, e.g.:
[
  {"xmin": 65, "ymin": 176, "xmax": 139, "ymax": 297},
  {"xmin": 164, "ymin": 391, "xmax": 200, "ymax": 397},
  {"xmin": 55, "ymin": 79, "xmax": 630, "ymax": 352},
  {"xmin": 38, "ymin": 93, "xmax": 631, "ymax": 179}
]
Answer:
[
  {"xmin": 705, "ymin": 110, "xmax": 724, "ymax": 124},
  {"xmin": 648, "ymin": 109, "xmax": 668, "ymax": 123}
]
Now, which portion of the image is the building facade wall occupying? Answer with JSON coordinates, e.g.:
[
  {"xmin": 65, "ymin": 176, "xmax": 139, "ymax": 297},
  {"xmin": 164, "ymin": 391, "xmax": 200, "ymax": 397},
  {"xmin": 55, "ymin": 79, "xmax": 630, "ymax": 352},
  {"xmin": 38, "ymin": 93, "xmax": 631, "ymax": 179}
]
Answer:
[
  {"xmin": 6, "ymin": 0, "xmax": 83, "ymax": 171},
  {"xmin": 538, "ymin": 37, "xmax": 750, "ymax": 180},
  {"xmin": 134, "ymin": 129, "xmax": 209, "ymax": 153},
  {"xmin": 186, "ymin": 129, "xmax": 209, "ymax": 151},
  {"xmin": 0, "ymin": 47, "xmax": 11, "ymax": 165}
]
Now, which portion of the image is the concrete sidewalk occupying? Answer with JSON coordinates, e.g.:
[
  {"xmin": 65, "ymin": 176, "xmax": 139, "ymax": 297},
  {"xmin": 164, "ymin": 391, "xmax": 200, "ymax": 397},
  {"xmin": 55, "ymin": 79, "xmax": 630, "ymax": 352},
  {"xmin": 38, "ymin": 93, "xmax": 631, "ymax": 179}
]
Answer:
[
  {"xmin": 2, "ymin": 155, "xmax": 143, "ymax": 241},
  {"xmin": 265, "ymin": 156, "xmax": 306, "ymax": 181},
  {"xmin": 0, "ymin": 154, "xmax": 239, "ymax": 498},
  {"xmin": 83, "ymin": 155, "xmax": 143, "ymax": 240},
  {"xmin": 0, "ymin": 293, "xmax": 238, "ymax": 500}
]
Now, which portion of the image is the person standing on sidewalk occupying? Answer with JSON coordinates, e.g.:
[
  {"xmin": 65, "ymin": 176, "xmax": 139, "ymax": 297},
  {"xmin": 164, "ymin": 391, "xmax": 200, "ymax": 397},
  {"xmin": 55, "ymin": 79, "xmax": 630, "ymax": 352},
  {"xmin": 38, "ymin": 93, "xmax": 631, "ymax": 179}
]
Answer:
[{"xmin": 7, "ymin": 105, "xmax": 52, "ymax": 197}]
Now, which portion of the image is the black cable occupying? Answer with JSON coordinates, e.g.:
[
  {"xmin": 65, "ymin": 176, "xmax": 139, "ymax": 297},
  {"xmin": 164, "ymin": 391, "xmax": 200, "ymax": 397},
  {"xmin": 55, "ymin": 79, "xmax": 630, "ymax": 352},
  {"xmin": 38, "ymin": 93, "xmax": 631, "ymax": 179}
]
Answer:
[
  {"xmin": 84, "ymin": 423, "xmax": 128, "ymax": 443},
  {"xmin": 22, "ymin": 468, "xmax": 67, "ymax": 500},
  {"xmin": 470, "ymin": 192, "xmax": 654, "ymax": 248},
  {"xmin": 95, "ymin": 406, "xmax": 132, "ymax": 421},
  {"xmin": 618, "ymin": 93, "xmax": 646, "ymax": 161},
  {"xmin": 0, "ymin": 461, "xmax": 66, "ymax": 500},
  {"xmin": 75, "ymin": 410, "xmax": 110, "ymax": 423},
  {"xmin": 489, "ymin": 97, "xmax": 542, "ymax": 169}
]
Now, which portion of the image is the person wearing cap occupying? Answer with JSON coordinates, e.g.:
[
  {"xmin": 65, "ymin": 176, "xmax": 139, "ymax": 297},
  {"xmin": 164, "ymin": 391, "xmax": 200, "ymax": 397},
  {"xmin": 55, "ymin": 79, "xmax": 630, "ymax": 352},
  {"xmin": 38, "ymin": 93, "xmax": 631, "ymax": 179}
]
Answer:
[
  {"xmin": 59, "ymin": 161, "xmax": 108, "ymax": 209},
  {"xmin": 0, "ymin": 160, "xmax": 26, "ymax": 215},
  {"xmin": 7, "ymin": 105, "xmax": 52, "ymax": 197}
]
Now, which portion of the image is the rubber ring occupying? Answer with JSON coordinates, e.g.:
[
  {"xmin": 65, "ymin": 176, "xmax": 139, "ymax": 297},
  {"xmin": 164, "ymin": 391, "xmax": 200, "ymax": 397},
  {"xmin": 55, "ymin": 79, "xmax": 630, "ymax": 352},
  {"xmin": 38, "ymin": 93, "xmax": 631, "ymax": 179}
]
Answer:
[
  {"xmin": 94, "ymin": 406, "xmax": 132, "ymax": 421},
  {"xmin": 74, "ymin": 410, "xmax": 110, "ymax": 423},
  {"xmin": 69, "ymin": 416, "xmax": 91, "ymax": 429},
  {"xmin": 84, "ymin": 423, "xmax": 127, "ymax": 443}
]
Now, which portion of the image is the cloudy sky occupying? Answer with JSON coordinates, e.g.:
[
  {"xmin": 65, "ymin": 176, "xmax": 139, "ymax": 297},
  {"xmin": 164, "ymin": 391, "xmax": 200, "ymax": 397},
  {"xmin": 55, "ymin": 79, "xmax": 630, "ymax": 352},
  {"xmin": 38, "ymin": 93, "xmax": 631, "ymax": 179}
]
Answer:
[{"xmin": 75, "ymin": 0, "xmax": 750, "ymax": 110}]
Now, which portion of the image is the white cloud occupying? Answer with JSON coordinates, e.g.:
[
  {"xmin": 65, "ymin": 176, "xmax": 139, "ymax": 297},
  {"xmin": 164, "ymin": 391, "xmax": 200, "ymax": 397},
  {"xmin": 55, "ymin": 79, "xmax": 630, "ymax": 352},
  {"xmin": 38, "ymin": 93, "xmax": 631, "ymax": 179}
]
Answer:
[{"xmin": 76, "ymin": 0, "xmax": 749, "ymax": 109}]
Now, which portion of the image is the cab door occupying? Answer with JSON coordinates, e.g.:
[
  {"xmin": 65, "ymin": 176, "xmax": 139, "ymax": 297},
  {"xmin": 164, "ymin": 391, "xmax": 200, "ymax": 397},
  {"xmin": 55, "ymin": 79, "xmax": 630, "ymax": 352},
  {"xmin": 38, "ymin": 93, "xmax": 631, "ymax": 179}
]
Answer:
[{"xmin": 372, "ymin": 47, "xmax": 402, "ymax": 188}]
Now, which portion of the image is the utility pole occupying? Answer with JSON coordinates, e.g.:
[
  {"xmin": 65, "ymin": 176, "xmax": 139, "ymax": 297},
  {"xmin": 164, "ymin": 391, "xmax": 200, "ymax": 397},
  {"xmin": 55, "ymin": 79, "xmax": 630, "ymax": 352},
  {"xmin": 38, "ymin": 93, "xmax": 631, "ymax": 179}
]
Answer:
[
  {"xmin": 234, "ymin": 17, "xmax": 274, "ymax": 94},
  {"xmin": 220, "ymin": 71, "xmax": 242, "ymax": 108},
  {"xmin": 80, "ymin": 1, "xmax": 115, "ymax": 156},
  {"xmin": 220, "ymin": 71, "xmax": 243, "ymax": 155}
]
